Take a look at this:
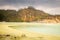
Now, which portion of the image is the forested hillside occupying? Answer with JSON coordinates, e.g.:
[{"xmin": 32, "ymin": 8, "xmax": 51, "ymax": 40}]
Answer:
[{"xmin": 0, "ymin": 6, "xmax": 60, "ymax": 23}]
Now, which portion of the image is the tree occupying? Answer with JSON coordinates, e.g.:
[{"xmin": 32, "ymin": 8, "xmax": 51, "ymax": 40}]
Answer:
[{"xmin": 0, "ymin": 13, "xmax": 5, "ymax": 21}]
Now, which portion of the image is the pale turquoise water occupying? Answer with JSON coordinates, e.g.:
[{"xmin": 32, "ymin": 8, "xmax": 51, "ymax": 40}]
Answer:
[{"xmin": 10, "ymin": 23, "xmax": 60, "ymax": 35}]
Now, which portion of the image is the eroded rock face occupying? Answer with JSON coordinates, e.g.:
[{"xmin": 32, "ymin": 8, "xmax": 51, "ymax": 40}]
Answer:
[
  {"xmin": 38, "ymin": 18, "xmax": 60, "ymax": 23},
  {"xmin": 0, "ymin": 6, "xmax": 60, "ymax": 23}
]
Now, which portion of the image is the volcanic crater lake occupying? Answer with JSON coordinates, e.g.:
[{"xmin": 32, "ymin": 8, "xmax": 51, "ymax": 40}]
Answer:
[{"xmin": 10, "ymin": 23, "xmax": 60, "ymax": 35}]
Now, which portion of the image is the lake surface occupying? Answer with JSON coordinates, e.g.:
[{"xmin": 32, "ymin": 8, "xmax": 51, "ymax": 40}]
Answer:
[{"xmin": 10, "ymin": 23, "xmax": 60, "ymax": 35}]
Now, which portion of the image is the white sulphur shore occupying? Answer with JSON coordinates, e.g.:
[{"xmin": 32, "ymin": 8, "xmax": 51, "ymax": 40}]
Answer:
[{"xmin": 0, "ymin": 22, "xmax": 60, "ymax": 40}]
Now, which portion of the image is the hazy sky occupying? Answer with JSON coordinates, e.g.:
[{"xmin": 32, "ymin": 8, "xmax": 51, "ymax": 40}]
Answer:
[{"xmin": 0, "ymin": 0, "xmax": 60, "ymax": 15}]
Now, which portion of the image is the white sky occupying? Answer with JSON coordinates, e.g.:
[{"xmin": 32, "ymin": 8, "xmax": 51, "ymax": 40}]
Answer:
[{"xmin": 0, "ymin": 0, "xmax": 60, "ymax": 15}]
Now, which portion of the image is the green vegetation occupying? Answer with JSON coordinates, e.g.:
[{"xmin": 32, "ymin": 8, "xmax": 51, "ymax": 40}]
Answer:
[{"xmin": 0, "ymin": 6, "xmax": 60, "ymax": 22}]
